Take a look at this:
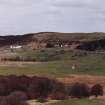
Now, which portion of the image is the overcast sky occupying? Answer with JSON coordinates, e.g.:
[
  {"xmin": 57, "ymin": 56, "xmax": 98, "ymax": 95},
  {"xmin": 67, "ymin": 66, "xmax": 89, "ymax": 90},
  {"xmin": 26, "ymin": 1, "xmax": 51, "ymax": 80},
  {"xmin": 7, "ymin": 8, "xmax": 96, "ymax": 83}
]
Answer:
[{"xmin": 0, "ymin": 0, "xmax": 105, "ymax": 35}]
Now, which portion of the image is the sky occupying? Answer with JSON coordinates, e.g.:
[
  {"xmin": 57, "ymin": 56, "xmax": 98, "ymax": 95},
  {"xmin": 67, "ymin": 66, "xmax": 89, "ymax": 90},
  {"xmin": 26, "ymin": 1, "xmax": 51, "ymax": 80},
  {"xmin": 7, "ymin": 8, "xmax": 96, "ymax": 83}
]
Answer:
[{"xmin": 0, "ymin": 0, "xmax": 105, "ymax": 35}]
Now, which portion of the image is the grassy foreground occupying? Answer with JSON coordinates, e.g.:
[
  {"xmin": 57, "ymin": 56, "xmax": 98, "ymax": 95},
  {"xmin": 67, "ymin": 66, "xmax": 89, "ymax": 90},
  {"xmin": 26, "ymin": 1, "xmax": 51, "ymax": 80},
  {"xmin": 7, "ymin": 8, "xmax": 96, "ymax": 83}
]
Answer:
[{"xmin": 49, "ymin": 100, "xmax": 105, "ymax": 105}]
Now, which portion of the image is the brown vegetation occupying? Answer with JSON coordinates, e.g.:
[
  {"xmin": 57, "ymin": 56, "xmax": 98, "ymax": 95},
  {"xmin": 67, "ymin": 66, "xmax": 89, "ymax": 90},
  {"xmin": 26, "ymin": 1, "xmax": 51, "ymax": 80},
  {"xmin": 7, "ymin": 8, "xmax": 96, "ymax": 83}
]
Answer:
[
  {"xmin": 90, "ymin": 84, "xmax": 103, "ymax": 97},
  {"xmin": 0, "ymin": 75, "xmax": 103, "ymax": 103}
]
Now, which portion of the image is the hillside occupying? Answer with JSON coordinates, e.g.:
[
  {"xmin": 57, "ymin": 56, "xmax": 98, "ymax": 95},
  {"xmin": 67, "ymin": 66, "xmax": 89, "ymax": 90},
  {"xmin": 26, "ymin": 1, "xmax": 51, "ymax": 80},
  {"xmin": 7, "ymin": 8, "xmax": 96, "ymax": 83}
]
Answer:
[{"xmin": 0, "ymin": 32, "xmax": 105, "ymax": 51}]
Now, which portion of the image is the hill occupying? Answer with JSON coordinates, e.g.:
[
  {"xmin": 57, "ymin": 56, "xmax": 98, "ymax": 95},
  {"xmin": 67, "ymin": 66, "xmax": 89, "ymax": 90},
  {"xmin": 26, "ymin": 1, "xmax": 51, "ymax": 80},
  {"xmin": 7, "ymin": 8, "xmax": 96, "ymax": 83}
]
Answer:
[{"xmin": 0, "ymin": 32, "xmax": 105, "ymax": 51}]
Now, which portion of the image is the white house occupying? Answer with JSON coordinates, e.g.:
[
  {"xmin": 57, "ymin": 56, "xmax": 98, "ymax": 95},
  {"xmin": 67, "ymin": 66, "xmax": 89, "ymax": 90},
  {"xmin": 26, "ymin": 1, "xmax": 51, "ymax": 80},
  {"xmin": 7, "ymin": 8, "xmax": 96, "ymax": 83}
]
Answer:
[{"xmin": 10, "ymin": 45, "xmax": 22, "ymax": 49}]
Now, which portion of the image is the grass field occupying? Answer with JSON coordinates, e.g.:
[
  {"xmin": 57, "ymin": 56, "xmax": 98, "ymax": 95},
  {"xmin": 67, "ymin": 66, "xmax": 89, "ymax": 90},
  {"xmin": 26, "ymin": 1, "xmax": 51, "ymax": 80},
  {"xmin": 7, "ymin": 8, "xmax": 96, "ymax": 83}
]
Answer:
[
  {"xmin": 0, "ymin": 60, "xmax": 105, "ymax": 77},
  {"xmin": 49, "ymin": 100, "xmax": 105, "ymax": 105},
  {"xmin": 0, "ymin": 48, "xmax": 105, "ymax": 77}
]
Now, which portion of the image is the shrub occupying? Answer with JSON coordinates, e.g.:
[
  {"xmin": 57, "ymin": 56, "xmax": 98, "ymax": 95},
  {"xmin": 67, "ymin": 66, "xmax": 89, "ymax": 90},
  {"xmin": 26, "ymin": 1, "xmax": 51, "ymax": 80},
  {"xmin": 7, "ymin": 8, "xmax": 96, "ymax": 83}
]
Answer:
[
  {"xmin": 19, "ymin": 75, "xmax": 31, "ymax": 91},
  {"xmin": 9, "ymin": 91, "xmax": 28, "ymax": 101},
  {"xmin": 0, "ymin": 82, "xmax": 7, "ymax": 96},
  {"xmin": 28, "ymin": 77, "xmax": 53, "ymax": 99},
  {"xmin": 5, "ymin": 75, "xmax": 20, "ymax": 92},
  {"xmin": 90, "ymin": 84, "xmax": 103, "ymax": 97},
  {"xmin": 0, "ymin": 96, "xmax": 28, "ymax": 105},
  {"xmin": 50, "ymin": 81, "xmax": 68, "ymax": 100},
  {"xmin": 70, "ymin": 83, "xmax": 90, "ymax": 98},
  {"xmin": 6, "ymin": 75, "xmax": 31, "ymax": 92},
  {"xmin": 46, "ymin": 43, "xmax": 54, "ymax": 48}
]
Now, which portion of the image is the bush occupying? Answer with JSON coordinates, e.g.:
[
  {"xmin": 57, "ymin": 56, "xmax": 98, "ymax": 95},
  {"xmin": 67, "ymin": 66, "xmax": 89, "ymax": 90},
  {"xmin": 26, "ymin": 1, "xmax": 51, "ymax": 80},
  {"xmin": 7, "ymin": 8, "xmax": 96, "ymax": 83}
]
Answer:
[
  {"xmin": 5, "ymin": 75, "xmax": 20, "ymax": 92},
  {"xmin": 0, "ymin": 76, "xmax": 93, "ymax": 101},
  {"xmin": 90, "ymin": 84, "xmax": 103, "ymax": 97},
  {"xmin": 46, "ymin": 43, "xmax": 54, "ymax": 48},
  {"xmin": 70, "ymin": 83, "xmax": 90, "ymax": 98},
  {"xmin": 19, "ymin": 75, "xmax": 31, "ymax": 91},
  {"xmin": 0, "ymin": 75, "xmax": 30, "ymax": 96},
  {"xmin": 0, "ymin": 96, "xmax": 28, "ymax": 105},
  {"xmin": 5, "ymin": 75, "xmax": 31, "ymax": 92},
  {"xmin": 28, "ymin": 77, "xmax": 53, "ymax": 99},
  {"xmin": 9, "ymin": 91, "xmax": 28, "ymax": 101},
  {"xmin": 0, "ymin": 83, "xmax": 7, "ymax": 96},
  {"xmin": 50, "ymin": 81, "xmax": 68, "ymax": 100}
]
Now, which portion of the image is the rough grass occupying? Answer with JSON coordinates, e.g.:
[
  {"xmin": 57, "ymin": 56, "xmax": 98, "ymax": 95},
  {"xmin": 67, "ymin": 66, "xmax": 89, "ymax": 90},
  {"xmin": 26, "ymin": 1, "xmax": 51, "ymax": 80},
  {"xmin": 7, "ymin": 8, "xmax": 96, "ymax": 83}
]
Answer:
[
  {"xmin": 0, "ymin": 48, "xmax": 105, "ymax": 77},
  {"xmin": 0, "ymin": 59, "xmax": 105, "ymax": 77},
  {"xmin": 49, "ymin": 100, "xmax": 105, "ymax": 105}
]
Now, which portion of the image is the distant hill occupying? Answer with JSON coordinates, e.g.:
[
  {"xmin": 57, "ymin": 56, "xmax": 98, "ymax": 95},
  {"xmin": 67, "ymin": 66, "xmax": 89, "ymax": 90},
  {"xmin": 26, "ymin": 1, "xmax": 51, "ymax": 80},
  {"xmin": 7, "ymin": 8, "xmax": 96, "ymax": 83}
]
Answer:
[{"xmin": 0, "ymin": 32, "xmax": 105, "ymax": 51}]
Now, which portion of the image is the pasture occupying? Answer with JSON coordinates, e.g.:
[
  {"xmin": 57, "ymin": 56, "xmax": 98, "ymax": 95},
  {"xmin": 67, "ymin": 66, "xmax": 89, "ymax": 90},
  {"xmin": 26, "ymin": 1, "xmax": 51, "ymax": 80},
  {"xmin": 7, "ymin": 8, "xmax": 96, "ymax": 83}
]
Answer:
[{"xmin": 0, "ymin": 48, "xmax": 105, "ymax": 77}]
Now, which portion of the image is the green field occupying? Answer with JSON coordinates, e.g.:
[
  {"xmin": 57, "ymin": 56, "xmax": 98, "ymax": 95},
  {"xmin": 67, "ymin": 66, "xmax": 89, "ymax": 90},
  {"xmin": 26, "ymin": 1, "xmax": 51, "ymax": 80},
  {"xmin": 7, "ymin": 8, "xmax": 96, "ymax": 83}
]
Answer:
[
  {"xmin": 49, "ymin": 100, "xmax": 105, "ymax": 105},
  {"xmin": 0, "ymin": 48, "xmax": 105, "ymax": 77},
  {"xmin": 0, "ymin": 59, "xmax": 105, "ymax": 77}
]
